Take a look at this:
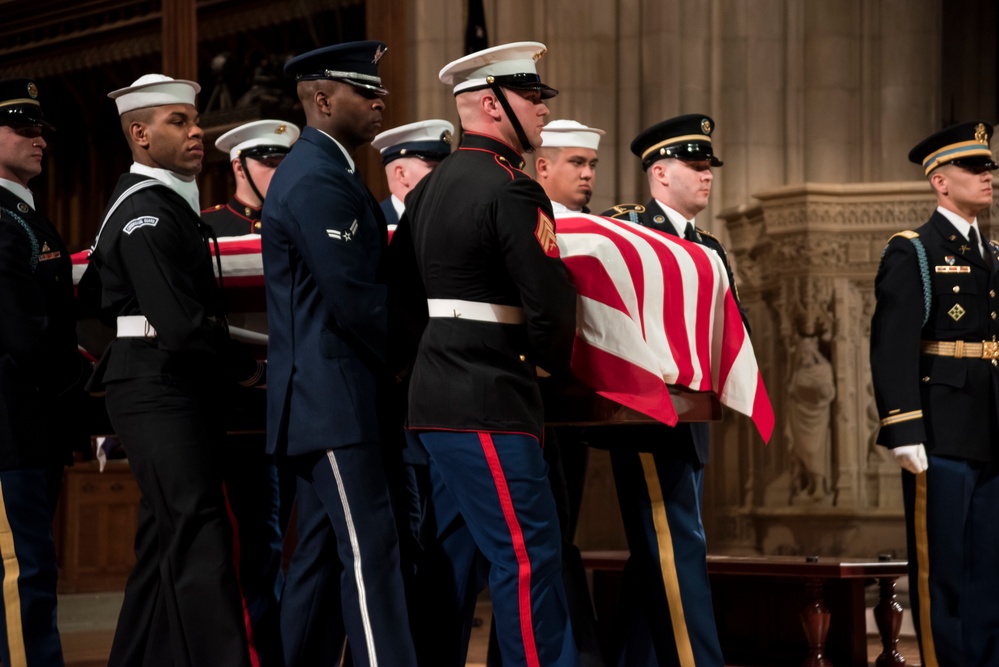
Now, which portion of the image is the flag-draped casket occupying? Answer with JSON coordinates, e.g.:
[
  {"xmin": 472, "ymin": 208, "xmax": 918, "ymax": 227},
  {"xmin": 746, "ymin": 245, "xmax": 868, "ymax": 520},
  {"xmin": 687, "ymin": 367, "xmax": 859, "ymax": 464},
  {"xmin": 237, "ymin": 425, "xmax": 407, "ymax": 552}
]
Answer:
[{"xmin": 72, "ymin": 213, "xmax": 773, "ymax": 442}]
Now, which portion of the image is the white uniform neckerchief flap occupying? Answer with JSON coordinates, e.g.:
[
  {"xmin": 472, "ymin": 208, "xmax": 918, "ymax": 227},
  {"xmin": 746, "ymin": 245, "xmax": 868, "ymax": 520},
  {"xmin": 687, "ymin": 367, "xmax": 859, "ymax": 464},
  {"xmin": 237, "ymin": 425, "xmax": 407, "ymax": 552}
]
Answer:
[
  {"xmin": 0, "ymin": 178, "xmax": 35, "ymax": 210},
  {"xmin": 130, "ymin": 162, "xmax": 201, "ymax": 214}
]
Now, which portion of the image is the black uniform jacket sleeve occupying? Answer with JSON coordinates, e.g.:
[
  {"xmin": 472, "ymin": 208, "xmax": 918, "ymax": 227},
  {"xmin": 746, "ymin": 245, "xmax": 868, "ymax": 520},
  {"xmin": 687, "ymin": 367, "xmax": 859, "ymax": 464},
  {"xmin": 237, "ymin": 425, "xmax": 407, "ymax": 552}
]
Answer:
[{"xmin": 870, "ymin": 234, "xmax": 927, "ymax": 448}]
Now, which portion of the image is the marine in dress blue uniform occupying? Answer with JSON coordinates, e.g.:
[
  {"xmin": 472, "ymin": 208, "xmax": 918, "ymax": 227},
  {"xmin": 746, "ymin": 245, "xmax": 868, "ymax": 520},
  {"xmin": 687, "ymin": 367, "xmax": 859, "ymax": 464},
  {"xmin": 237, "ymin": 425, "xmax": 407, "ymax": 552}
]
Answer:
[
  {"xmin": 400, "ymin": 42, "xmax": 579, "ymax": 667},
  {"xmin": 371, "ymin": 118, "xmax": 453, "ymax": 233},
  {"xmin": 202, "ymin": 118, "xmax": 299, "ymax": 667},
  {"xmin": 0, "ymin": 78, "xmax": 87, "ymax": 667},
  {"xmin": 871, "ymin": 121, "xmax": 999, "ymax": 667},
  {"xmin": 260, "ymin": 42, "xmax": 417, "ymax": 667},
  {"xmin": 86, "ymin": 74, "xmax": 265, "ymax": 667},
  {"xmin": 598, "ymin": 115, "xmax": 746, "ymax": 667}
]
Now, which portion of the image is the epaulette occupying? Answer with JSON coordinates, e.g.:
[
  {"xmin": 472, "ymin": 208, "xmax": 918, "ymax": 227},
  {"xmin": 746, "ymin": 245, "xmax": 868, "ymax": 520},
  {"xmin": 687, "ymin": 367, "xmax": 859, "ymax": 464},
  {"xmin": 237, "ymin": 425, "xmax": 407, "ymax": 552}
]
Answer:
[
  {"xmin": 201, "ymin": 204, "xmax": 224, "ymax": 214},
  {"xmin": 696, "ymin": 227, "xmax": 722, "ymax": 244},
  {"xmin": 601, "ymin": 203, "xmax": 645, "ymax": 221},
  {"xmin": 887, "ymin": 230, "xmax": 919, "ymax": 242}
]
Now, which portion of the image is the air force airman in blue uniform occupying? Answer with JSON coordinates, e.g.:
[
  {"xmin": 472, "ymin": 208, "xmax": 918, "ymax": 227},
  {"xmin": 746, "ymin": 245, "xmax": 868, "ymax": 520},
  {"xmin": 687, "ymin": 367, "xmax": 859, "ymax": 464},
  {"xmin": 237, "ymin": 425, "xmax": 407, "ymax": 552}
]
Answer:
[
  {"xmin": 871, "ymin": 121, "xmax": 999, "ymax": 667},
  {"xmin": 261, "ymin": 41, "xmax": 417, "ymax": 667}
]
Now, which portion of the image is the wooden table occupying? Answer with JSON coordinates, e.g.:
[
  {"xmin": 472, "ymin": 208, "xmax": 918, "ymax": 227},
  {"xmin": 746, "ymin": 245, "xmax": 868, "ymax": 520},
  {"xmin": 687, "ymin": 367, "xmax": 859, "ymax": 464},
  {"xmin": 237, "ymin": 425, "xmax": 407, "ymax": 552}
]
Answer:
[{"xmin": 583, "ymin": 551, "xmax": 908, "ymax": 667}]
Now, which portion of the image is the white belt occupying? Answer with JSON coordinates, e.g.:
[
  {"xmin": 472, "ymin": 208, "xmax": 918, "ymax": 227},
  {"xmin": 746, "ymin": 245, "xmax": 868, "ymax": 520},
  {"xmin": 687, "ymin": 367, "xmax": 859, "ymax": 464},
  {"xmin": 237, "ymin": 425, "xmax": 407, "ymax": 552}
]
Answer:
[
  {"xmin": 426, "ymin": 298, "xmax": 526, "ymax": 324},
  {"xmin": 117, "ymin": 315, "xmax": 157, "ymax": 338}
]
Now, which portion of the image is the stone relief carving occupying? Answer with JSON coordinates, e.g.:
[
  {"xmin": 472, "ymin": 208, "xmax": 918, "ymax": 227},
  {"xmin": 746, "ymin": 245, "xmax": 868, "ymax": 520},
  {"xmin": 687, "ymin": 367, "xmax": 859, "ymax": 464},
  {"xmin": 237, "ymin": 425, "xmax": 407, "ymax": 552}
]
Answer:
[{"xmin": 786, "ymin": 334, "xmax": 836, "ymax": 503}]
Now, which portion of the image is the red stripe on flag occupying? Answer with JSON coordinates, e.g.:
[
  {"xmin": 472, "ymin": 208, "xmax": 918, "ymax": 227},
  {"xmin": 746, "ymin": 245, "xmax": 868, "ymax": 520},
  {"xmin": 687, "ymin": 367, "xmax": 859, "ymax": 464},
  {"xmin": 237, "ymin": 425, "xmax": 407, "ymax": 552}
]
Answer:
[
  {"xmin": 562, "ymin": 255, "xmax": 629, "ymax": 314},
  {"xmin": 571, "ymin": 338, "xmax": 679, "ymax": 426},
  {"xmin": 752, "ymin": 372, "xmax": 775, "ymax": 442}
]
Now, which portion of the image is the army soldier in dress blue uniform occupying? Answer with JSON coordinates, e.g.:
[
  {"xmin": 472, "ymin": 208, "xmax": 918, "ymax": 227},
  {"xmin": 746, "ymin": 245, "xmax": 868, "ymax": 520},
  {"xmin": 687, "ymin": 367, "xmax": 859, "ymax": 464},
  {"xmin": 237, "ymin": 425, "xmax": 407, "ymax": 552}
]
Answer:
[
  {"xmin": 871, "ymin": 121, "xmax": 999, "ymax": 667},
  {"xmin": 600, "ymin": 115, "xmax": 746, "ymax": 667},
  {"xmin": 0, "ymin": 77, "xmax": 87, "ymax": 667},
  {"xmin": 202, "ymin": 119, "xmax": 299, "ymax": 237},
  {"xmin": 86, "ymin": 74, "xmax": 265, "ymax": 667},
  {"xmin": 260, "ymin": 42, "xmax": 417, "ymax": 667},
  {"xmin": 401, "ymin": 42, "xmax": 579, "ymax": 667},
  {"xmin": 371, "ymin": 118, "xmax": 453, "ymax": 232},
  {"xmin": 201, "ymin": 118, "xmax": 300, "ymax": 667}
]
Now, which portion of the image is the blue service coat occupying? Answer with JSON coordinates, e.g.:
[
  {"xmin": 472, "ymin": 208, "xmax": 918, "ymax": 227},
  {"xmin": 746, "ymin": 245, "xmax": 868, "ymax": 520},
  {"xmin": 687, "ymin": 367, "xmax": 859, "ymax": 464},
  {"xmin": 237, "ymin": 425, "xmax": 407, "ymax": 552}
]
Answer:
[{"xmin": 262, "ymin": 126, "xmax": 388, "ymax": 456}]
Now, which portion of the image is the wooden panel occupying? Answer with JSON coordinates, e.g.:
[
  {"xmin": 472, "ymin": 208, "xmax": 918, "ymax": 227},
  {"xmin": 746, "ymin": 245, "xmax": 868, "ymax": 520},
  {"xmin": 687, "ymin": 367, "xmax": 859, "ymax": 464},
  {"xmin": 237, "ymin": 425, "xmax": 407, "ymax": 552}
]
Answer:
[{"xmin": 58, "ymin": 461, "xmax": 140, "ymax": 593}]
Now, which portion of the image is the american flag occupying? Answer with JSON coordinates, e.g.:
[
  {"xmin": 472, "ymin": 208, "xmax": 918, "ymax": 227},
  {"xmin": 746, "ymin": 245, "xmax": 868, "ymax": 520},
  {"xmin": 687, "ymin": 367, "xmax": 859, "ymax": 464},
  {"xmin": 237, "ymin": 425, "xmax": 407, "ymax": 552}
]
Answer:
[{"xmin": 555, "ymin": 213, "xmax": 773, "ymax": 443}]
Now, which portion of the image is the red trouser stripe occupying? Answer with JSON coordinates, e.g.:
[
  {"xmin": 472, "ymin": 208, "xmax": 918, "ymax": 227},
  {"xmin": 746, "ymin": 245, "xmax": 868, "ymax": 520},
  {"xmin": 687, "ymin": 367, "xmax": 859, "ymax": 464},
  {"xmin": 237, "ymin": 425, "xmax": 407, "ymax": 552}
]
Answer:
[
  {"xmin": 223, "ymin": 484, "xmax": 261, "ymax": 667},
  {"xmin": 477, "ymin": 432, "xmax": 540, "ymax": 667}
]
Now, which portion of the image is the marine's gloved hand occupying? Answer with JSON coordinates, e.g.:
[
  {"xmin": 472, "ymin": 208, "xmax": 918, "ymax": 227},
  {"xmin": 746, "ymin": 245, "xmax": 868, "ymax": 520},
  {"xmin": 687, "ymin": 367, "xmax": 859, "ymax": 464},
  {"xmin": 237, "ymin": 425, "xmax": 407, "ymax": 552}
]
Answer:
[{"xmin": 893, "ymin": 443, "xmax": 928, "ymax": 474}]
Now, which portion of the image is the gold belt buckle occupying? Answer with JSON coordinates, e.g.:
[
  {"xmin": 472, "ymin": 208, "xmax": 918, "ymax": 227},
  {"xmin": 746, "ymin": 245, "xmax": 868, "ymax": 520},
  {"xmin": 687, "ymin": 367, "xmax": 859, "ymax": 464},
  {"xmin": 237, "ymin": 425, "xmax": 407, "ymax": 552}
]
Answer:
[{"xmin": 982, "ymin": 341, "xmax": 999, "ymax": 360}]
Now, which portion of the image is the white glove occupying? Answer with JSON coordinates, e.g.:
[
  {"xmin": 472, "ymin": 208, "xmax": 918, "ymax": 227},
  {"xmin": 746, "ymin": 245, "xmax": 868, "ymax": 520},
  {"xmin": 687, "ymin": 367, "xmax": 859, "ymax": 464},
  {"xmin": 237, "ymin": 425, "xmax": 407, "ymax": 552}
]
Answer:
[{"xmin": 893, "ymin": 443, "xmax": 928, "ymax": 474}]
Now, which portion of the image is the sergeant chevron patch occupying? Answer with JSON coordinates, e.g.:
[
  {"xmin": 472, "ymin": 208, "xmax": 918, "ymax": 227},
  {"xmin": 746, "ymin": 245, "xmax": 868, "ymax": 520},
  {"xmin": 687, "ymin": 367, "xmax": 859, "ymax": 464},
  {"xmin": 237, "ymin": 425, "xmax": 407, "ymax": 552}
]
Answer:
[
  {"xmin": 535, "ymin": 209, "xmax": 559, "ymax": 258},
  {"xmin": 123, "ymin": 216, "xmax": 159, "ymax": 234},
  {"xmin": 327, "ymin": 219, "xmax": 359, "ymax": 242}
]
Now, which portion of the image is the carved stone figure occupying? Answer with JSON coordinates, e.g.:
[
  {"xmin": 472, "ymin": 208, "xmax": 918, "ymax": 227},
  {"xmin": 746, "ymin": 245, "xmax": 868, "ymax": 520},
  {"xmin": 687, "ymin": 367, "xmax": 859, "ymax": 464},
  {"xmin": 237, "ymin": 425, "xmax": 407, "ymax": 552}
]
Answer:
[{"xmin": 786, "ymin": 335, "xmax": 836, "ymax": 502}]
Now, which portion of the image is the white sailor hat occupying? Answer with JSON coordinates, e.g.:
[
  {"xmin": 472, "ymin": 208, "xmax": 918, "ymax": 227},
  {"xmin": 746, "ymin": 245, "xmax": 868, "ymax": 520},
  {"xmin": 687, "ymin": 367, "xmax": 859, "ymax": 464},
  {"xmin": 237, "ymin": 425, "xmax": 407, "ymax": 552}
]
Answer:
[
  {"xmin": 216, "ymin": 119, "xmax": 301, "ymax": 161},
  {"xmin": 371, "ymin": 119, "xmax": 454, "ymax": 165},
  {"xmin": 438, "ymin": 41, "xmax": 557, "ymax": 99},
  {"xmin": 540, "ymin": 119, "xmax": 605, "ymax": 151},
  {"xmin": 108, "ymin": 74, "xmax": 200, "ymax": 116}
]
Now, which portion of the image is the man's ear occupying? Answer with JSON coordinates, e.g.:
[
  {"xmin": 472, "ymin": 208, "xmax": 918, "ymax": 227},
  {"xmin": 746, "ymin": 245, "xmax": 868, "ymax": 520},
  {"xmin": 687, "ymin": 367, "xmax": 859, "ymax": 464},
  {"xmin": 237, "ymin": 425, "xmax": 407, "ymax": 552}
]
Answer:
[
  {"xmin": 232, "ymin": 158, "xmax": 246, "ymax": 182},
  {"xmin": 127, "ymin": 121, "xmax": 149, "ymax": 148},
  {"xmin": 314, "ymin": 86, "xmax": 333, "ymax": 116},
  {"xmin": 481, "ymin": 91, "xmax": 503, "ymax": 122},
  {"xmin": 392, "ymin": 162, "xmax": 406, "ymax": 184},
  {"xmin": 930, "ymin": 170, "xmax": 948, "ymax": 196},
  {"xmin": 535, "ymin": 156, "xmax": 550, "ymax": 179}
]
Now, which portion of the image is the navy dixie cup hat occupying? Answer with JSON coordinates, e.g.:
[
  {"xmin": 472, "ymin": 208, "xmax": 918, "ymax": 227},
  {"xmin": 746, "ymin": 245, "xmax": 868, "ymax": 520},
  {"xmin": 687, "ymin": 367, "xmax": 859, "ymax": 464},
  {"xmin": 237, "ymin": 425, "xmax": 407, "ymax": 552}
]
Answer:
[
  {"xmin": 284, "ymin": 41, "xmax": 389, "ymax": 96},
  {"xmin": 908, "ymin": 120, "xmax": 998, "ymax": 176},
  {"xmin": 631, "ymin": 114, "xmax": 723, "ymax": 171},
  {"xmin": 371, "ymin": 119, "xmax": 455, "ymax": 165},
  {"xmin": 0, "ymin": 78, "xmax": 56, "ymax": 131}
]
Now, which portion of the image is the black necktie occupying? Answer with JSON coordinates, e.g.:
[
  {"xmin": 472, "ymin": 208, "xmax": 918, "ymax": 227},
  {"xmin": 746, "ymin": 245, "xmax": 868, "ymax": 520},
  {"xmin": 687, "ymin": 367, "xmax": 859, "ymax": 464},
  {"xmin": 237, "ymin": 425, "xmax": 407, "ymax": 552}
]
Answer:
[
  {"xmin": 969, "ymin": 226, "xmax": 983, "ymax": 261},
  {"xmin": 684, "ymin": 221, "xmax": 698, "ymax": 243}
]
